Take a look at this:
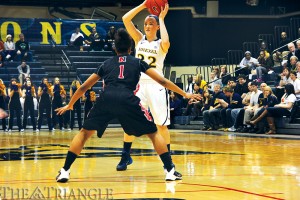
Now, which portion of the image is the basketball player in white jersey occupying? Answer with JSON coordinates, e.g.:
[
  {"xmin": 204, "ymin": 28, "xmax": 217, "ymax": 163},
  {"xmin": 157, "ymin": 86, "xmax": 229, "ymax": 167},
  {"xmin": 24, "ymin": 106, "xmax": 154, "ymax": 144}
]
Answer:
[{"xmin": 117, "ymin": 1, "xmax": 180, "ymax": 176}]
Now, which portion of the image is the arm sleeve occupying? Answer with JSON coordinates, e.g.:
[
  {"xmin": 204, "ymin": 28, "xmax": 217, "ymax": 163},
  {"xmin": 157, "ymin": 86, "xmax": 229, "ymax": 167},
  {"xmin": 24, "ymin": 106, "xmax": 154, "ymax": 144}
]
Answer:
[{"xmin": 140, "ymin": 60, "xmax": 150, "ymax": 73}]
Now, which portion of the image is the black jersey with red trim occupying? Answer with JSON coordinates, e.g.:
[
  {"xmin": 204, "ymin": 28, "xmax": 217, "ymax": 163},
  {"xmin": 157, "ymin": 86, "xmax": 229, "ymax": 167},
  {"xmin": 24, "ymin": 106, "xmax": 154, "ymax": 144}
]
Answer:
[{"xmin": 95, "ymin": 54, "xmax": 150, "ymax": 91}]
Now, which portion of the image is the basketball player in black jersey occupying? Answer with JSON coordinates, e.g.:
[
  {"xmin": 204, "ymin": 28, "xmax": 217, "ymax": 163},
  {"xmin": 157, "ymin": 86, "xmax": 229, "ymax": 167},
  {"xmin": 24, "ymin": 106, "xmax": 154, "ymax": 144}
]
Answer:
[{"xmin": 55, "ymin": 28, "xmax": 199, "ymax": 182}]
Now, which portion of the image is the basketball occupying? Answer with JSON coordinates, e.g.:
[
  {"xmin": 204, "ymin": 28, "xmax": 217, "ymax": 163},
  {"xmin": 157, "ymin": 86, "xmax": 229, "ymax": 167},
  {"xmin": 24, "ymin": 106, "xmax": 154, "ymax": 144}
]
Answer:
[{"xmin": 145, "ymin": 0, "xmax": 168, "ymax": 16}]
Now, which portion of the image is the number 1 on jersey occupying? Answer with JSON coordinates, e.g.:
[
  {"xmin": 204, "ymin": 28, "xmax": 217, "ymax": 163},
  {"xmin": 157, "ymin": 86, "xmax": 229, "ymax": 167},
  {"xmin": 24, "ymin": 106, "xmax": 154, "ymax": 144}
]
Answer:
[{"xmin": 118, "ymin": 65, "xmax": 125, "ymax": 79}]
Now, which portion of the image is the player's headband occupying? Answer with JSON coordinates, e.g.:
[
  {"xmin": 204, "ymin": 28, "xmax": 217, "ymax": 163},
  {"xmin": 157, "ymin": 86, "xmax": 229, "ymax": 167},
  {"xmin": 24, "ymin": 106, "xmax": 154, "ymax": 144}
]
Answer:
[{"xmin": 146, "ymin": 15, "xmax": 159, "ymax": 25}]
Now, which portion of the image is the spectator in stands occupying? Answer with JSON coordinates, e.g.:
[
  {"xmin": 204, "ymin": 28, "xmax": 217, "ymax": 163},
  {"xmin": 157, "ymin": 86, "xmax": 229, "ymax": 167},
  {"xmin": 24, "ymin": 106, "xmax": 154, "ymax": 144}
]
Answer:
[
  {"xmin": 241, "ymin": 81, "xmax": 262, "ymax": 133},
  {"xmin": 195, "ymin": 73, "xmax": 207, "ymax": 90},
  {"xmin": 248, "ymin": 86, "xmax": 278, "ymax": 134},
  {"xmin": 22, "ymin": 80, "xmax": 36, "ymax": 131},
  {"xmin": 278, "ymin": 31, "xmax": 291, "ymax": 52},
  {"xmin": 234, "ymin": 74, "xmax": 249, "ymax": 98},
  {"xmin": 257, "ymin": 50, "xmax": 273, "ymax": 82},
  {"xmin": 296, "ymin": 40, "xmax": 300, "ymax": 50},
  {"xmin": 289, "ymin": 56, "xmax": 298, "ymax": 71},
  {"xmin": 4, "ymin": 34, "xmax": 15, "ymax": 61},
  {"xmin": 208, "ymin": 71, "xmax": 221, "ymax": 92},
  {"xmin": 85, "ymin": 27, "xmax": 104, "ymax": 51},
  {"xmin": 218, "ymin": 86, "xmax": 243, "ymax": 131},
  {"xmin": 0, "ymin": 39, "xmax": 5, "ymax": 62},
  {"xmin": 220, "ymin": 66, "xmax": 231, "ymax": 86},
  {"xmin": 212, "ymin": 67, "xmax": 220, "ymax": 78},
  {"xmin": 275, "ymin": 67, "xmax": 291, "ymax": 100},
  {"xmin": 69, "ymin": 28, "xmax": 84, "ymax": 51},
  {"xmin": 69, "ymin": 80, "xmax": 82, "ymax": 130},
  {"xmin": 260, "ymin": 41, "xmax": 270, "ymax": 57},
  {"xmin": 17, "ymin": 61, "xmax": 30, "ymax": 85},
  {"xmin": 51, "ymin": 77, "xmax": 65, "ymax": 130},
  {"xmin": 296, "ymin": 62, "xmax": 300, "ymax": 79},
  {"xmin": 238, "ymin": 51, "xmax": 259, "ymax": 77},
  {"xmin": 169, "ymin": 91, "xmax": 182, "ymax": 129},
  {"xmin": 248, "ymin": 83, "xmax": 296, "ymax": 134},
  {"xmin": 290, "ymin": 71, "xmax": 300, "ymax": 99},
  {"xmin": 200, "ymin": 90, "xmax": 212, "ymax": 113},
  {"xmin": 15, "ymin": 33, "xmax": 33, "ymax": 62},
  {"xmin": 202, "ymin": 83, "xmax": 226, "ymax": 130},
  {"xmin": 287, "ymin": 42, "xmax": 300, "ymax": 70},
  {"xmin": 105, "ymin": 26, "xmax": 116, "ymax": 51},
  {"xmin": 273, "ymin": 51, "xmax": 283, "ymax": 70},
  {"xmin": 227, "ymin": 78, "xmax": 236, "ymax": 90},
  {"xmin": 229, "ymin": 82, "xmax": 252, "ymax": 132}
]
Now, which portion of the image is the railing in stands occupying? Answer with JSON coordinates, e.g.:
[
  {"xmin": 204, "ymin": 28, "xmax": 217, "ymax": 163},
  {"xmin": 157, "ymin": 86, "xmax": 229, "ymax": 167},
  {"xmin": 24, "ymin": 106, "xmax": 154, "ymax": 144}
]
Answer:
[
  {"xmin": 61, "ymin": 50, "xmax": 71, "ymax": 89},
  {"xmin": 274, "ymin": 26, "xmax": 290, "ymax": 48},
  {"xmin": 242, "ymin": 42, "xmax": 259, "ymax": 58},
  {"xmin": 196, "ymin": 65, "xmax": 212, "ymax": 82},
  {"xmin": 272, "ymin": 37, "xmax": 300, "ymax": 55},
  {"xmin": 258, "ymin": 34, "xmax": 275, "ymax": 51},
  {"xmin": 179, "ymin": 74, "xmax": 194, "ymax": 91},
  {"xmin": 227, "ymin": 50, "xmax": 243, "ymax": 73},
  {"xmin": 290, "ymin": 18, "xmax": 300, "ymax": 40}
]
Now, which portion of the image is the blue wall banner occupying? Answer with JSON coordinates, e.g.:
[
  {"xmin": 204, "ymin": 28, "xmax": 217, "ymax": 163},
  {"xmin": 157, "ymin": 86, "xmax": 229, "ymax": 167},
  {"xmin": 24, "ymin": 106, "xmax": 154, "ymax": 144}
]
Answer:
[{"xmin": 0, "ymin": 18, "xmax": 124, "ymax": 45}]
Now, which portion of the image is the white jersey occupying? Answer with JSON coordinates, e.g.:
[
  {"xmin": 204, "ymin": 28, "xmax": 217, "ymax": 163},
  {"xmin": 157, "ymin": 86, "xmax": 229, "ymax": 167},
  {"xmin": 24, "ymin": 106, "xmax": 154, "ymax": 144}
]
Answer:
[{"xmin": 135, "ymin": 36, "xmax": 166, "ymax": 82}]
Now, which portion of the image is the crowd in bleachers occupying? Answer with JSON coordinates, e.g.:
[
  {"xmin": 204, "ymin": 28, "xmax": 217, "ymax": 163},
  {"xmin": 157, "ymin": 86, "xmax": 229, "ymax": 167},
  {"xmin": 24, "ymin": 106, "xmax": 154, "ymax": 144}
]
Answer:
[{"xmin": 169, "ymin": 32, "xmax": 300, "ymax": 134}]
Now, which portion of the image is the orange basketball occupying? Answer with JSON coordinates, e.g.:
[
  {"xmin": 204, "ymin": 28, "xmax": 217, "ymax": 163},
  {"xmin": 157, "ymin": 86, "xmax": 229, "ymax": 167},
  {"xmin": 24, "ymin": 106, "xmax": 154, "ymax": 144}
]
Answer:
[{"xmin": 145, "ymin": 0, "xmax": 168, "ymax": 16}]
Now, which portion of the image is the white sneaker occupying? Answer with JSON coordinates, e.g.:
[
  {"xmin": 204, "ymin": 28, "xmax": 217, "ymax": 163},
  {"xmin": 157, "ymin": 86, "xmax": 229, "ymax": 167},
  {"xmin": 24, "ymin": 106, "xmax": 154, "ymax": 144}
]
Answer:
[
  {"xmin": 227, "ymin": 126, "xmax": 236, "ymax": 132},
  {"xmin": 20, "ymin": 129, "xmax": 24, "ymax": 132},
  {"xmin": 165, "ymin": 167, "xmax": 182, "ymax": 181},
  {"xmin": 36, "ymin": 129, "xmax": 40, "ymax": 132},
  {"xmin": 52, "ymin": 128, "xmax": 55, "ymax": 131},
  {"xmin": 56, "ymin": 168, "xmax": 70, "ymax": 183}
]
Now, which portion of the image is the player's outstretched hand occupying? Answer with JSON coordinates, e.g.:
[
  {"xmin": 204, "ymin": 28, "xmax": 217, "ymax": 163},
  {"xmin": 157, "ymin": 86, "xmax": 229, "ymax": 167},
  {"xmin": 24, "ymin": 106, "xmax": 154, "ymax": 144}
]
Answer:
[
  {"xmin": 55, "ymin": 105, "xmax": 73, "ymax": 115},
  {"xmin": 159, "ymin": 3, "xmax": 169, "ymax": 19},
  {"xmin": 185, "ymin": 93, "xmax": 201, "ymax": 101}
]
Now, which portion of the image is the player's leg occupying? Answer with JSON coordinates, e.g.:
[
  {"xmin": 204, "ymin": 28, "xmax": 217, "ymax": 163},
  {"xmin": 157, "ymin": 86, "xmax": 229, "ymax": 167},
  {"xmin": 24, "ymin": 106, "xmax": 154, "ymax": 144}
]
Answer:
[
  {"xmin": 157, "ymin": 125, "xmax": 171, "ymax": 151},
  {"xmin": 56, "ymin": 128, "xmax": 96, "ymax": 183},
  {"xmin": 147, "ymin": 132, "xmax": 182, "ymax": 181},
  {"xmin": 116, "ymin": 132, "xmax": 135, "ymax": 171}
]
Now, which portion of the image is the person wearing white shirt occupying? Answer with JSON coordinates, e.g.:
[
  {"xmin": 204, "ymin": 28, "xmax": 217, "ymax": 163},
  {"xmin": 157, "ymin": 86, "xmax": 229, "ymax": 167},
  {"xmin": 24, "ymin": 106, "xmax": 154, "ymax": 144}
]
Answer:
[
  {"xmin": 69, "ymin": 28, "xmax": 84, "ymax": 51},
  {"xmin": 246, "ymin": 83, "xmax": 297, "ymax": 134},
  {"xmin": 239, "ymin": 51, "xmax": 259, "ymax": 78},
  {"xmin": 290, "ymin": 71, "xmax": 300, "ymax": 99},
  {"xmin": 242, "ymin": 81, "xmax": 262, "ymax": 132}
]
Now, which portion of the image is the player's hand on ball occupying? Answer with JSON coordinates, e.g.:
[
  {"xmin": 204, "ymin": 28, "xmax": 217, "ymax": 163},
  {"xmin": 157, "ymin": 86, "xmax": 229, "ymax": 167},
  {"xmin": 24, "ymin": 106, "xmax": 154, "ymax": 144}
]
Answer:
[
  {"xmin": 55, "ymin": 105, "xmax": 73, "ymax": 115},
  {"xmin": 159, "ymin": 3, "xmax": 169, "ymax": 19}
]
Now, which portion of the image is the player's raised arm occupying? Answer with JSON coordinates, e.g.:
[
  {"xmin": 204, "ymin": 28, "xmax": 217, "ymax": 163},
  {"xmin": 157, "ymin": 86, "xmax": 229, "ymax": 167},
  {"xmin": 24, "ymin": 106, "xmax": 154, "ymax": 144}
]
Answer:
[
  {"xmin": 122, "ymin": 1, "xmax": 146, "ymax": 44},
  {"xmin": 159, "ymin": 3, "xmax": 170, "ymax": 52}
]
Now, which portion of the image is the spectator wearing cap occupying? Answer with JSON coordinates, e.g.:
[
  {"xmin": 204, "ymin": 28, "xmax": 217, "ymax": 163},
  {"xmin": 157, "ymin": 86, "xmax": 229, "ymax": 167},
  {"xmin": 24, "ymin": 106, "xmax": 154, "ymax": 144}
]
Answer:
[
  {"xmin": 85, "ymin": 26, "xmax": 104, "ymax": 51},
  {"xmin": 290, "ymin": 71, "xmax": 300, "ymax": 99},
  {"xmin": 238, "ymin": 51, "xmax": 259, "ymax": 77},
  {"xmin": 241, "ymin": 81, "xmax": 262, "ymax": 133},
  {"xmin": 15, "ymin": 33, "xmax": 33, "ymax": 62},
  {"xmin": 4, "ymin": 34, "xmax": 16, "ymax": 61}
]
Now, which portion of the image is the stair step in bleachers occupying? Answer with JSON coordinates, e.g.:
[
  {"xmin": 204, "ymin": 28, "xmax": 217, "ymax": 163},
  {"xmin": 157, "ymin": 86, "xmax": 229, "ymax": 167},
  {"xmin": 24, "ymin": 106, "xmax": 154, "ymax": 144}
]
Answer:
[
  {"xmin": 66, "ymin": 51, "xmax": 115, "ymax": 57},
  {"xmin": 4, "ymin": 62, "xmax": 43, "ymax": 68},
  {"xmin": 70, "ymin": 56, "xmax": 111, "ymax": 63},
  {"xmin": 72, "ymin": 62, "xmax": 102, "ymax": 69},
  {"xmin": 76, "ymin": 68, "xmax": 95, "ymax": 74}
]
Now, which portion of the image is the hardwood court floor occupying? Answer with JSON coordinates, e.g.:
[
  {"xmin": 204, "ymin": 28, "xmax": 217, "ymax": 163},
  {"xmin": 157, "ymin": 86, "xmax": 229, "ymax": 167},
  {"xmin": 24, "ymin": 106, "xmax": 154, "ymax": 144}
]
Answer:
[{"xmin": 1, "ymin": 128, "xmax": 300, "ymax": 200}]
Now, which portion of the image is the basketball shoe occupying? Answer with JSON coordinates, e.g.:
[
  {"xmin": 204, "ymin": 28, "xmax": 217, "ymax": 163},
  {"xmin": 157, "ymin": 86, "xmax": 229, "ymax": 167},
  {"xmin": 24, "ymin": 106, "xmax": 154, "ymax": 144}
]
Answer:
[
  {"xmin": 116, "ymin": 151, "xmax": 133, "ymax": 171},
  {"xmin": 56, "ymin": 168, "xmax": 70, "ymax": 183},
  {"xmin": 165, "ymin": 167, "xmax": 183, "ymax": 181}
]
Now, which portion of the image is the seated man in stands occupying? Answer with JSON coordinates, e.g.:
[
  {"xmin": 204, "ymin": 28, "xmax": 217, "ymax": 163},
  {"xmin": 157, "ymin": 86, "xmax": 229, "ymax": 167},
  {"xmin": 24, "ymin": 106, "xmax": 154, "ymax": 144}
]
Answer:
[
  {"xmin": 238, "ymin": 51, "xmax": 259, "ymax": 77},
  {"xmin": 220, "ymin": 66, "xmax": 231, "ymax": 87},
  {"xmin": 208, "ymin": 71, "xmax": 221, "ymax": 92},
  {"xmin": 185, "ymin": 76, "xmax": 195, "ymax": 93},
  {"xmin": 278, "ymin": 32, "xmax": 291, "ymax": 53},
  {"xmin": 69, "ymin": 27, "xmax": 84, "ymax": 51},
  {"xmin": 202, "ymin": 83, "xmax": 226, "ymax": 130},
  {"xmin": 218, "ymin": 86, "xmax": 243, "ymax": 131},
  {"xmin": 15, "ymin": 33, "xmax": 33, "ymax": 62},
  {"xmin": 241, "ymin": 81, "xmax": 262, "ymax": 133},
  {"xmin": 287, "ymin": 42, "xmax": 300, "ymax": 70},
  {"xmin": 85, "ymin": 27, "xmax": 104, "ymax": 51},
  {"xmin": 17, "ymin": 61, "xmax": 30, "ymax": 85},
  {"xmin": 296, "ymin": 40, "xmax": 300, "ymax": 50}
]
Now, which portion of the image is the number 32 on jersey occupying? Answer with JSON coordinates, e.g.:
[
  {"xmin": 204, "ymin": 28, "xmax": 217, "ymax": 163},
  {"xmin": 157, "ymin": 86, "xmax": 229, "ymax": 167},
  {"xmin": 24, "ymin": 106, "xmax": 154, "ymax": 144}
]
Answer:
[{"xmin": 137, "ymin": 54, "xmax": 156, "ymax": 68}]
